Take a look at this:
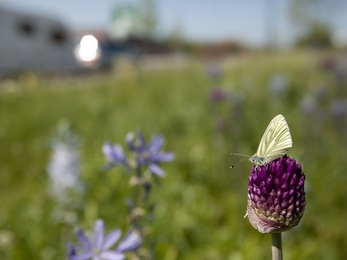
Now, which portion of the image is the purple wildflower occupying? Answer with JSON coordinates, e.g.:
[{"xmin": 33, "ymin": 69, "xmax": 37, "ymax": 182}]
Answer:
[
  {"xmin": 67, "ymin": 219, "xmax": 142, "ymax": 260},
  {"xmin": 102, "ymin": 142, "xmax": 128, "ymax": 170},
  {"xmin": 330, "ymin": 99, "xmax": 347, "ymax": 118},
  {"xmin": 319, "ymin": 56, "xmax": 335, "ymax": 71},
  {"xmin": 209, "ymin": 87, "xmax": 229, "ymax": 102},
  {"xmin": 247, "ymin": 156, "xmax": 306, "ymax": 234},
  {"xmin": 126, "ymin": 132, "xmax": 175, "ymax": 177}
]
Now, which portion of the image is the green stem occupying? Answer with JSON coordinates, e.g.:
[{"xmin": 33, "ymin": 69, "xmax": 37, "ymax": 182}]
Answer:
[{"xmin": 271, "ymin": 233, "xmax": 283, "ymax": 260}]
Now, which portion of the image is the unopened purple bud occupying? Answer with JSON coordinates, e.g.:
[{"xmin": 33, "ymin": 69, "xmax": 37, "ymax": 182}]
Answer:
[{"xmin": 247, "ymin": 156, "xmax": 306, "ymax": 234}]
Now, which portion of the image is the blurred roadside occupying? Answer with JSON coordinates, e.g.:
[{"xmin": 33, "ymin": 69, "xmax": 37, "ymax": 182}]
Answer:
[{"xmin": 1, "ymin": 0, "xmax": 347, "ymax": 79}]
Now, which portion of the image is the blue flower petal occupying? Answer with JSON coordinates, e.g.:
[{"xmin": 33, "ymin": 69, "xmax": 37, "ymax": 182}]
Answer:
[
  {"xmin": 148, "ymin": 135, "xmax": 164, "ymax": 153},
  {"xmin": 151, "ymin": 152, "xmax": 175, "ymax": 163},
  {"xmin": 100, "ymin": 251, "xmax": 125, "ymax": 260},
  {"xmin": 94, "ymin": 219, "xmax": 104, "ymax": 249},
  {"xmin": 126, "ymin": 131, "xmax": 147, "ymax": 153},
  {"xmin": 68, "ymin": 252, "xmax": 94, "ymax": 260},
  {"xmin": 102, "ymin": 229, "xmax": 122, "ymax": 251},
  {"xmin": 75, "ymin": 229, "xmax": 91, "ymax": 249},
  {"xmin": 116, "ymin": 230, "xmax": 142, "ymax": 252},
  {"xmin": 136, "ymin": 131, "xmax": 147, "ymax": 152},
  {"xmin": 149, "ymin": 163, "xmax": 165, "ymax": 177},
  {"xmin": 102, "ymin": 143, "xmax": 127, "ymax": 165}
]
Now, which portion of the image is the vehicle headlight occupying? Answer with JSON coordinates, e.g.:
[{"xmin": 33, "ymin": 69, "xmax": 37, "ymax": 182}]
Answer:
[{"xmin": 74, "ymin": 35, "xmax": 100, "ymax": 65}]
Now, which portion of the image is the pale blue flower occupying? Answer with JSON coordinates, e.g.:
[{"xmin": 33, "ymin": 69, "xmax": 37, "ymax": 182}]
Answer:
[
  {"xmin": 67, "ymin": 219, "xmax": 142, "ymax": 260},
  {"xmin": 47, "ymin": 123, "xmax": 83, "ymax": 204}
]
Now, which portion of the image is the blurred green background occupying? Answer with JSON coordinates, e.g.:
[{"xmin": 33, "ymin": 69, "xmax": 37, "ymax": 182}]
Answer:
[{"xmin": 1, "ymin": 50, "xmax": 347, "ymax": 260}]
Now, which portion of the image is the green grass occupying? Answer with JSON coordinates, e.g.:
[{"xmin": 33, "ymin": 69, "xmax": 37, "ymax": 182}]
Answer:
[{"xmin": 1, "ymin": 51, "xmax": 347, "ymax": 259}]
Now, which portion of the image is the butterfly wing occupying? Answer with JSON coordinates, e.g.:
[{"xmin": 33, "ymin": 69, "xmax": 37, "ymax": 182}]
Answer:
[{"xmin": 255, "ymin": 114, "xmax": 292, "ymax": 163}]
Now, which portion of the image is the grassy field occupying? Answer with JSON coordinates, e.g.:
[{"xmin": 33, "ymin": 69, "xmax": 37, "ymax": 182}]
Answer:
[{"xmin": 1, "ymin": 51, "xmax": 347, "ymax": 260}]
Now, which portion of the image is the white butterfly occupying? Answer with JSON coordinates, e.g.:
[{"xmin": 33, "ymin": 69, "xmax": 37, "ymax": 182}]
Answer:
[{"xmin": 231, "ymin": 114, "xmax": 293, "ymax": 167}]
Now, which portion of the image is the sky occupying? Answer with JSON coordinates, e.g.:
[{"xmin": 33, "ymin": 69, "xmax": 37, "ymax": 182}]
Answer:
[{"xmin": 1, "ymin": 0, "xmax": 347, "ymax": 48}]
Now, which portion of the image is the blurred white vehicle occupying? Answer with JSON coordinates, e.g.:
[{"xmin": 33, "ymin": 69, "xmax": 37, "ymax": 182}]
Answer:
[{"xmin": 0, "ymin": 7, "xmax": 80, "ymax": 74}]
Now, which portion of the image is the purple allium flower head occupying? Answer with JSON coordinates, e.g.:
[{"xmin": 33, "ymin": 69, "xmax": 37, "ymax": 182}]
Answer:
[
  {"xmin": 247, "ymin": 156, "xmax": 306, "ymax": 234},
  {"xmin": 67, "ymin": 219, "xmax": 142, "ymax": 260},
  {"xmin": 126, "ymin": 132, "xmax": 175, "ymax": 177},
  {"xmin": 102, "ymin": 142, "xmax": 128, "ymax": 170}
]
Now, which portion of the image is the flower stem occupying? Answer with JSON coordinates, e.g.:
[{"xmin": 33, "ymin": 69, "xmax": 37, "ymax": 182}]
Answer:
[{"xmin": 271, "ymin": 233, "xmax": 283, "ymax": 260}]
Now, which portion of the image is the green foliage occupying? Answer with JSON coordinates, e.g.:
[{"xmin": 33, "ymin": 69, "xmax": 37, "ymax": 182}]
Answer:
[
  {"xmin": 296, "ymin": 22, "xmax": 332, "ymax": 48},
  {"xmin": 288, "ymin": 0, "xmax": 345, "ymax": 49},
  {"xmin": 1, "ymin": 51, "xmax": 347, "ymax": 259}
]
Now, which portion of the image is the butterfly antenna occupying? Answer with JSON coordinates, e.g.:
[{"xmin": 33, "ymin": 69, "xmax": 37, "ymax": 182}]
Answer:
[
  {"xmin": 230, "ymin": 153, "xmax": 250, "ymax": 169},
  {"xmin": 230, "ymin": 153, "xmax": 250, "ymax": 157},
  {"xmin": 230, "ymin": 158, "xmax": 248, "ymax": 168}
]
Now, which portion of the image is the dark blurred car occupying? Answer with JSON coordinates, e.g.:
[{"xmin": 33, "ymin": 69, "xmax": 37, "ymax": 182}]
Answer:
[{"xmin": 74, "ymin": 35, "xmax": 140, "ymax": 70}]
